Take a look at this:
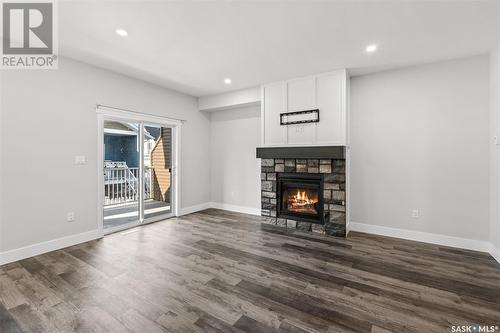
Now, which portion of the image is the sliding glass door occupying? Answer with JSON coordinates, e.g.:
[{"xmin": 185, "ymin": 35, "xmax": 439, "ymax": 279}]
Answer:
[{"xmin": 102, "ymin": 119, "xmax": 174, "ymax": 233}]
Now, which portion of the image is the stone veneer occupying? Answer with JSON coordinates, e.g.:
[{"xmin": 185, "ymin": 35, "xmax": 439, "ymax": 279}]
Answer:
[{"xmin": 260, "ymin": 158, "xmax": 346, "ymax": 237}]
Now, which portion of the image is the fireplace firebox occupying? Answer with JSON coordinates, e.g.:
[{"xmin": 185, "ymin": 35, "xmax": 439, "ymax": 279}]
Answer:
[{"xmin": 277, "ymin": 173, "xmax": 325, "ymax": 225}]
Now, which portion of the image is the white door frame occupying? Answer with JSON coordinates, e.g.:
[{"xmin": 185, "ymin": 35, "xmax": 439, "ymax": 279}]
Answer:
[{"xmin": 96, "ymin": 106, "xmax": 182, "ymax": 236}]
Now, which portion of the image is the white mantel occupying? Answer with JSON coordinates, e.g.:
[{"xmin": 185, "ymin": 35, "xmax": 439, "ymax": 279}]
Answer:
[{"xmin": 261, "ymin": 69, "xmax": 349, "ymax": 147}]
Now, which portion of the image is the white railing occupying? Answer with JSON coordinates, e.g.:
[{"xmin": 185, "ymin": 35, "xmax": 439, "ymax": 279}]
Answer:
[{"xmin": 104, "ymin": 166, "xmax": 152, "ymax": 206}]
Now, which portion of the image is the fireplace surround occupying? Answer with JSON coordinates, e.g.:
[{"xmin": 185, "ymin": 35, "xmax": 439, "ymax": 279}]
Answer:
[{"xmin": 257, "ymin": 147, "xmax": 346, "ymax": 237}]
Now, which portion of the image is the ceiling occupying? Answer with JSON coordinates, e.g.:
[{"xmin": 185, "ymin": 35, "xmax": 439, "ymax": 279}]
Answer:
[{"xmin": 59, "ymin": 1, "xmax": 499, "ymax": 97}]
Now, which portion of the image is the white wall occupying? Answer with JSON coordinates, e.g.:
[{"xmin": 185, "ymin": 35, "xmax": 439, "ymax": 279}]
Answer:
[
  {"xmin": 0, "ymin": 57, "xmax": 210, "ymax": 254},
  {"xmin": 491, "ymin": 47, "xmax": 500, "ymax": 255},
  {"xmin": 210, "ymin": 105, "xmax": 261, "ymax": 214},
  {"xmin": 350, "ymin": 55, "xmax": 490, "ymax": 241}
]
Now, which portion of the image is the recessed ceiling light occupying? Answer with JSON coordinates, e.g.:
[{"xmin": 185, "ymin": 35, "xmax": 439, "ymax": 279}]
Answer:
[
  {"xmin": 224, "ymin": 78, "xmax": 232, "ymax": 85},
  {"xmin": 116, "ymin": 29, "xmax": 128, "ymax": 37},
  {"xmin": 366, "ymin": 44, "xmax": 377, "ymax": 53}
]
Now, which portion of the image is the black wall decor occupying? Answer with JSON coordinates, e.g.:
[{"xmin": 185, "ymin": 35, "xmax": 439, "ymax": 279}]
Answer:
[{"xmin": 280, "ymin": 109, "xmax": 319, "ymax": 125}]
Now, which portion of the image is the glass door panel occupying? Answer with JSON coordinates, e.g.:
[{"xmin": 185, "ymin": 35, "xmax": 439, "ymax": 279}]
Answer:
[
  {"xmin": 103, "ymin": 120, "xmax": 140, "ymax": 230},
  {"xmin": 143, "ymin": 124, "xmax": 173, "ymax": 221}
]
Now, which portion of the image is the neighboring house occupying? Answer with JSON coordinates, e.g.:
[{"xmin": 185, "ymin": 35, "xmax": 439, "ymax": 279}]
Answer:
[
  {"xmin": 104, "ymin": 121, "xmax": 154, "ymax": 168},
  {"xmin": 151, "ymin": 127, "xmax": 172, "ymax": 203}
]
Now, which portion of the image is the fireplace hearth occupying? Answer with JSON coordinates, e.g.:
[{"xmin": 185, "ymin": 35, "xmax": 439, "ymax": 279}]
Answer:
[{"xmin": 277, "ymin": 173, "xmax": 326, "ymax": 225}]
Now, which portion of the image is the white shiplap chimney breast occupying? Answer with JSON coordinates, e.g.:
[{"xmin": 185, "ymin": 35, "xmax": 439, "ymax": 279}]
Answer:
[{"xmin": 261, "ymin": 69, "xmax": 349, "ymax": 147}]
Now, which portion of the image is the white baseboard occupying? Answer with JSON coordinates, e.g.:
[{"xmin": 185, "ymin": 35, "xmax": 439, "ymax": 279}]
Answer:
[
  {"xmin": 178, "ymin": 201, "xmax": 260, "ymax": 216},
  {"xmin": 179, "ymin": 202, "xmax": 211, "ymax": 216},
  {"xmin": 0, "ymin": 229, "xmax": 101, "ymax": 266},
  {"xmin": 210, "ymin": 202, "xmax": 261, "ymax": 216},
  {"xmin": 349, "ymin": 222, "xmax": 492, "ymax": 253},
  {"xmin": 489, "ymin": 244, "xmax": 500, "ymax": 264}
]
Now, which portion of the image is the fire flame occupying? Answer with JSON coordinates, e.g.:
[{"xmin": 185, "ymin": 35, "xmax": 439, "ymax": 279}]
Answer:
[{"xmin": 289, "ymin": 189, "xmax": 317, "ymax": 208}]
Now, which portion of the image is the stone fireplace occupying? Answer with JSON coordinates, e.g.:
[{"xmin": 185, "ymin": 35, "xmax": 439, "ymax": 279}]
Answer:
[{"xmin": 258, "ymin": 147, "xmax": 346, "ymax": 237}]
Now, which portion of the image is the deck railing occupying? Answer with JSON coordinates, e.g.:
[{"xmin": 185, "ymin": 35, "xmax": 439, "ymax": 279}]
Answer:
[{"xmin": 104, "ymin": 167, "xmax": 152, "ymax": 206}]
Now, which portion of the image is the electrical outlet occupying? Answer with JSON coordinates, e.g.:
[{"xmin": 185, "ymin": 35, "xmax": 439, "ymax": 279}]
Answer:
[
  {"xmin": 411, "ymin": 209, "xmax": 420, "ymax": 219},
  {"xmin": 67, "ymin": 212, "xmax": 75, "ymax": 222}
]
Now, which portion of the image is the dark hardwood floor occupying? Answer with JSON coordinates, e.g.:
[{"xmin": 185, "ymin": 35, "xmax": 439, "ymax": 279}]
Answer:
[{"xmin": 1, "ymin": 209, "xmax": 499, "ymax": 332}]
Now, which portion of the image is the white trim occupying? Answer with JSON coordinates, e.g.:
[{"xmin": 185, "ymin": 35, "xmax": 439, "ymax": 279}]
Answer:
[
  {"xmin": 260, "ymin": 86, "xmax": 265, "ymax": 146},
  {"xmin": 178, "ymin": 202, "xmax": 260, "ymax": 216},
  {"xmin": 345, "ymin": 73, "xmax": 351, "ymax": 236},
  {"xmin": 0, "ymin": 230, "xmax": 101, "ymax": 266},
  {"xmin": 210, "ymin": 202, "xmax": 261, "ymax": 216},
  {"xmin": 489, "ymin": 244, "xmax": 500, "ymax": 264},
  {"xmin": 97, "ymin": 115, "xmax": 105, "ymax": 236},
  {"xmin": 173, "ymin": 125, "xmax": 181, "ymax": 217},
  {"xmin": 179, "ymin": 202, "xmax": 211, "ymax": 216},
  {"xmin": 138, "ymin": 124, "xmax": 145, "ymax": 222},
  {"xmin": 96, "ymin": 105, "xmax": 184, "ymax": 125},
  {"xmin": 104, "ymin": 128, "xmax": 138, "ymax": 136},
  {"xmin": 349, "ymin": 221, "xmax": 492, "ymax": 253}
]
